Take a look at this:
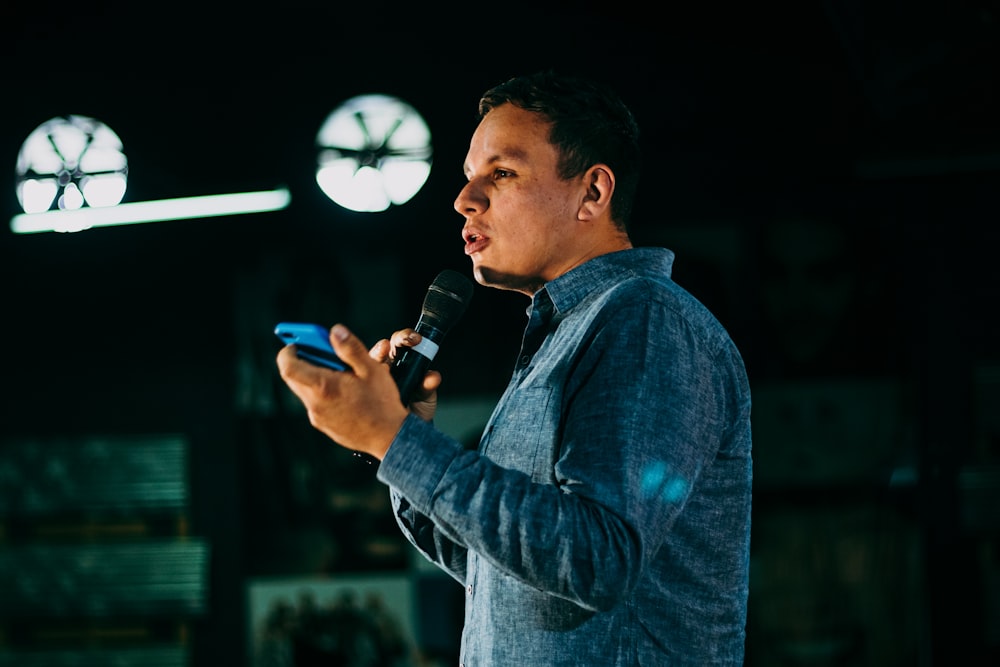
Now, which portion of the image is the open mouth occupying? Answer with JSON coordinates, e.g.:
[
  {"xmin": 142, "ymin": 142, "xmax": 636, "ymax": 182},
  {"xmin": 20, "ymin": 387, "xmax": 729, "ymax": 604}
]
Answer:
[{"xmin": 464, "ymin": 231, "xmax": 489, "ymax": 255}]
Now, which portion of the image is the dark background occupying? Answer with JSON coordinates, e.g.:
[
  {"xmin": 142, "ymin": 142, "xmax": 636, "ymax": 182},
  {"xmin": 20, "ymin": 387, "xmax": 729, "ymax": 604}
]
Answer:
[{"xmin": 1, "ymin": 2, "xmax": 998, "ymax": 665}]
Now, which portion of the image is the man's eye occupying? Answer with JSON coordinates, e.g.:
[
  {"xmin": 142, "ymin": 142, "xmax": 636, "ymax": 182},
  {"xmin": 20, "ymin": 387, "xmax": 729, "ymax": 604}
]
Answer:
[{"xmin": 494, "ymin": 169, "xmax": 512, "ymax": 179}]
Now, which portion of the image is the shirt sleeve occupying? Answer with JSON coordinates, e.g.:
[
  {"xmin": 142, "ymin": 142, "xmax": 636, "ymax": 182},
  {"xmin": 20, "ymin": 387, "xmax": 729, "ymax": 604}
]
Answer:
[{"xmin": 387, "ymin": 480, "xmax": 468, "ymax": 584}]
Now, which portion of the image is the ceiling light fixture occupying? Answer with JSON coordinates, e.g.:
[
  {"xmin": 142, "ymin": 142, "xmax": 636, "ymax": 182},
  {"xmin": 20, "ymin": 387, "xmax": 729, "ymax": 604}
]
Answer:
[
  {"xmin": 10, "ymin": 114, "xmax": 291, "ymax": 234},
  {"xmin": 315, "ymin": 94, "xmax": 433, "ymax": 213}
]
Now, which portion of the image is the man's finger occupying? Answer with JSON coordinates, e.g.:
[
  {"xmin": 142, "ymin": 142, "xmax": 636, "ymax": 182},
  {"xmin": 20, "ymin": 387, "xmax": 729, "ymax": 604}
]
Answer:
[
  {"xmin": 276, "ymin": 344, "xmax": 322, "ymax": 388},
  {"xmin": 328, "ymin": 324, "xmax": 373, "ymax": 371},
  {"xmin": 370, "ymin": 338, "xmax": 391, "ymax": 363}
]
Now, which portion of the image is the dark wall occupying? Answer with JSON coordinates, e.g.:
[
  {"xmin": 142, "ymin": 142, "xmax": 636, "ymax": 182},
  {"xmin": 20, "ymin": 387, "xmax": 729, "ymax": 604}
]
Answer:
[{"xmin": 1, "ymin": 3, "xmax": 998, "ymax": 666}]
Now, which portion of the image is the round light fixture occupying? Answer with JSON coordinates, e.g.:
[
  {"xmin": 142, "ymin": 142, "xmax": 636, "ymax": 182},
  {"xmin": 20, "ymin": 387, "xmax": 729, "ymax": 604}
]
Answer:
[
  {"xmin": 15, "ymin": 115, "xmax": 129, "ymax": 226},
  {"xmin": 316, "ymin": 94, "xmax": 433, "ymax": 213}
]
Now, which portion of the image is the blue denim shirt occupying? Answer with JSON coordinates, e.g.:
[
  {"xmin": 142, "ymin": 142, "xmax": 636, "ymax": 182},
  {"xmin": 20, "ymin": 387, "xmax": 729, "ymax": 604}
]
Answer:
[{"xmin": 377, "ymin": 247, "xmax": 752, "ymax": 665}]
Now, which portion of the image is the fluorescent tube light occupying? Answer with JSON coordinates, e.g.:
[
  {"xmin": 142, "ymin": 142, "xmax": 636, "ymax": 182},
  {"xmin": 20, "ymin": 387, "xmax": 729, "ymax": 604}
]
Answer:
[{"xmin": 10, "ymin": 188, "xmax": 292, "ymax": 234}]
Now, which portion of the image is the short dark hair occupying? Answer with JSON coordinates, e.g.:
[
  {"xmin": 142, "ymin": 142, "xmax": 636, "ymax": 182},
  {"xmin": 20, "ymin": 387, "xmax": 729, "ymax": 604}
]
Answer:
[{"xmin": 478, "ymin": 70, "xmax": 641, "ymax": 232}]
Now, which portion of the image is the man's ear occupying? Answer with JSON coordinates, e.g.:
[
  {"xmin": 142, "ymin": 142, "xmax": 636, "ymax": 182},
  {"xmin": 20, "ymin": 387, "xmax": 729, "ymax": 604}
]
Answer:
[{"xmin": 579, "ymin": 164, "xmax": 615, "ymax": 221}]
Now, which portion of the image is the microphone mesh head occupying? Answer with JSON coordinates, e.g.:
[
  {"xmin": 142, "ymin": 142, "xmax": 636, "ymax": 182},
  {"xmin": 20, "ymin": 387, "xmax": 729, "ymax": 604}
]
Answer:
[{"xmin": 421, "ymin": 269, "xmax": 474, "ymax": 334}]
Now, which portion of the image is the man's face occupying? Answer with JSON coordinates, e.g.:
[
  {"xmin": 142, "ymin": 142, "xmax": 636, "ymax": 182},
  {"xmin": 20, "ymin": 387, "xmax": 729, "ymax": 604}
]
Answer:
[{"xmin": 455, "ymin": 103, "xmax": 585, "ymax": 295}]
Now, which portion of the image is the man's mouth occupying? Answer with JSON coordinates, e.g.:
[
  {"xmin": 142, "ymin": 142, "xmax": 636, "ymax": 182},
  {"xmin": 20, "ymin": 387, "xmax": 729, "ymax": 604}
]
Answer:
[{"xmin": 464, "ymin": 232, "xmax": 489, "ymax": 255}]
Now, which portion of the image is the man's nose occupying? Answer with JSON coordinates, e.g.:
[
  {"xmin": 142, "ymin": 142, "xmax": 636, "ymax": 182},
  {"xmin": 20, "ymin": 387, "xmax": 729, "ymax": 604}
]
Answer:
[{"xmin": 454, "ymin": 180, "xmax": 487, "ymax": 215}]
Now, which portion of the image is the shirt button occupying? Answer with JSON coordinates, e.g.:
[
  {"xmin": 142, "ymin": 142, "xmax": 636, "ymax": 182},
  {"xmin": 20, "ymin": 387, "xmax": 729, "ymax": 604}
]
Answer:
[
  {"xmin": 466, "ymin": 584, "xmax": 473, "ymax": 595},
  {"xmin": 519, "ymin": 354, "xmax": 530, "ymax": 366}
]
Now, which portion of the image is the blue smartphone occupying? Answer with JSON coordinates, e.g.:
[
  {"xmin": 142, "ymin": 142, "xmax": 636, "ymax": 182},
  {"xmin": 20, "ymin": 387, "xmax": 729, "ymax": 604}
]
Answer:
[{"xmin": 274, "ymin": 322, "xmax": 349, "ymax": 371}]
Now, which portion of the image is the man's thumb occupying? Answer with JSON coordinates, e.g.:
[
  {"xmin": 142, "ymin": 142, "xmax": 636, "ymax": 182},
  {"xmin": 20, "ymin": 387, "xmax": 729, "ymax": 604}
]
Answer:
[{"xmin": 328, "ymin": 324, "xmax": 367, "ymax": 368}]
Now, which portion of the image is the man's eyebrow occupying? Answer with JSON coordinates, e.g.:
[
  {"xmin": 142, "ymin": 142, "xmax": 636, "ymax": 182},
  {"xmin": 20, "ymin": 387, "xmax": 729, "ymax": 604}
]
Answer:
[{"xmin": 463, "ymin": 150, "xmax": 529, "ymax": 177}]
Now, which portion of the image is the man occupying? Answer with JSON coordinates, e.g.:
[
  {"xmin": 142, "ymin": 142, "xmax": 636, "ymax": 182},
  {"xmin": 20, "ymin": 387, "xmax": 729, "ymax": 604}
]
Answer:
[{"xmin": 277, "ymin": 70, "xmax": 752, "ymax": 665}]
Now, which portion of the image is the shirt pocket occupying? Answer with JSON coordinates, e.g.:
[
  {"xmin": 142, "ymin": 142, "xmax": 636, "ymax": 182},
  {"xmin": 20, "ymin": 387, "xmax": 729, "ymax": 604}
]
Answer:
[{"xmin": 481, "ymin": 385, "xmax": 558, "ymax": 484}]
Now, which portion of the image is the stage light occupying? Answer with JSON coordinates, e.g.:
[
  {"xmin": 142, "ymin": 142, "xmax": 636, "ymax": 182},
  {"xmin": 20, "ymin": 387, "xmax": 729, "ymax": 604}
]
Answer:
[
  {"xmin": 10, "ymin": 115, "xmax": 291, "ymax": 234},
  {"xmin": 16, "ymin": 114, "xmax": 128, "ymax": 215},
  {"xmin": 315, "ymin": 94, "xmax": 433, "ymax": 213}
]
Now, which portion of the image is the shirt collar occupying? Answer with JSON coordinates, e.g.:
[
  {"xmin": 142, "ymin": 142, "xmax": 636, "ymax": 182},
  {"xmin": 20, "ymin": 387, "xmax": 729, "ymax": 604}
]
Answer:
[{"xmin": 535, "ymin": 247, "xmax": 676, "ymax": 316}]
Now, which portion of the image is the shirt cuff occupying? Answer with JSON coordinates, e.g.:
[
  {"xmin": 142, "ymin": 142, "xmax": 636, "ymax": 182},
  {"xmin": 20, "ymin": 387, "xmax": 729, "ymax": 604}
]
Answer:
[{"xmin": 376, "ymin": 413, "xmax": 461, "ymax": 511}]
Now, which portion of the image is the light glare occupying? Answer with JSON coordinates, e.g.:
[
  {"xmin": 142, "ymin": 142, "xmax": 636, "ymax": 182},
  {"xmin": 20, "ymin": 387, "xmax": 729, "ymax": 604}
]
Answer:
[
  {"xmin": 59, "ymin": 183, "xmax": 84, "ymax": 210},
  {"xmin": 81, "ymin": 173, "xmax": 128, "ymax": 207},
  {"xmin": 10, "ymin": 188, "xmax": 292, "ymax": 234},
  {"xmin": 19, "ymin": 179, "xmax": 59, "ymax": 213},
  {"xmin": 382, "ymin": 161, "xmax": 432, "ymax": 204}
]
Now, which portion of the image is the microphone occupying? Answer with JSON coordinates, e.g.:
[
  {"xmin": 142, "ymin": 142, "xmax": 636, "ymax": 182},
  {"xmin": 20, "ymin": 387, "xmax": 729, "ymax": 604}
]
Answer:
[{"xmin": 391, "ymin": 269, "xmax": 474, "ymax": 405}]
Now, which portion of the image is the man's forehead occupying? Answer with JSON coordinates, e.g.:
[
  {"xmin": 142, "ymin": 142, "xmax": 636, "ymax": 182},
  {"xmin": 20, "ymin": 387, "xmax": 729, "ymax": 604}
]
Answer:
[{"xmin": 464, "ymin": 108, "xmax": 555, "ymax": 171}]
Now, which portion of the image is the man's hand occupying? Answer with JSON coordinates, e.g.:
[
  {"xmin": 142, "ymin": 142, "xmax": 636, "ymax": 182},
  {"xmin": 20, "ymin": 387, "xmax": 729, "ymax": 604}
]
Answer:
[
  {"xmin": 277, "ymin": 324, "xmax": 410, "ymax": 461},
  {"xmin": 374, "ymin": 328, "xmax": 443, "ymax": 423}
]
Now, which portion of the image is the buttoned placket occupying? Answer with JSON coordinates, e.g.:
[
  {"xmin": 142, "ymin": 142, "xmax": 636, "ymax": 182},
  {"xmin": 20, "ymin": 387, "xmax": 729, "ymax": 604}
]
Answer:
[{"xmin": 516, "ymin": 291, "xmax": 555, "ymax": 371}]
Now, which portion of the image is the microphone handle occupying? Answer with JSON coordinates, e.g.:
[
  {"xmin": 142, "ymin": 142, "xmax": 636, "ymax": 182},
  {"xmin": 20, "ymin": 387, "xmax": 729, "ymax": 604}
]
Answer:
[{"xmin": 390, "ymin": 322, "xmax": 444, "ymax": 405}]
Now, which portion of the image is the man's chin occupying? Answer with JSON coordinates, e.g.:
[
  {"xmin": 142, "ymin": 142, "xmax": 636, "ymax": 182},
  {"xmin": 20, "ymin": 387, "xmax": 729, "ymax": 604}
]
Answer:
[{"xmin": 474, "ymin": 266, "xmax": 540, "ymax": 295}]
